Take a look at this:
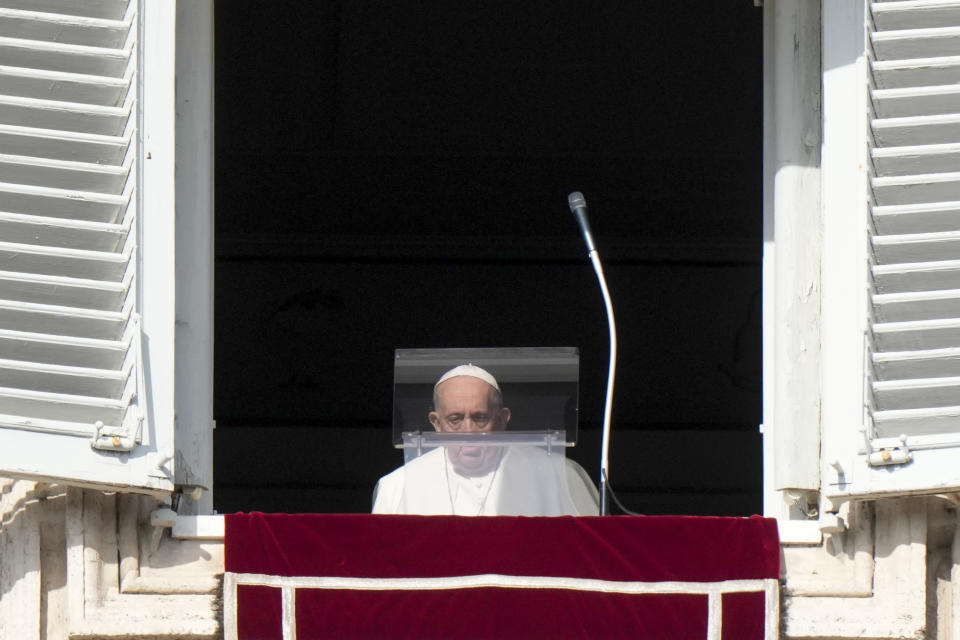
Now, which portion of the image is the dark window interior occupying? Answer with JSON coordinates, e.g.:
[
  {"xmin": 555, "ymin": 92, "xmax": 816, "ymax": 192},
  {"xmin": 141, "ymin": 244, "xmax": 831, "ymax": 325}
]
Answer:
[{"xmin": 213, "ymin": 1, "xmax": 763, "ymax": 515}]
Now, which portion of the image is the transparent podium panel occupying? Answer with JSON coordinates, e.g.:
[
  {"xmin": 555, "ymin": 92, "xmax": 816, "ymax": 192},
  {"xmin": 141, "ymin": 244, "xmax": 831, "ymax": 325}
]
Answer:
[
  {"xmin": 398, "ymin": 431, "xmax": 585, "ymax": 516},
  {"xmin": 392, "ymin": 347, "xmax": 579, "ymax": 446}
]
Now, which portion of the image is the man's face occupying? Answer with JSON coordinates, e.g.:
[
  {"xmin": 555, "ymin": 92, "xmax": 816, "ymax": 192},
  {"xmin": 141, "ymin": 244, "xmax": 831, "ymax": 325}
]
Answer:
[{"xmin": 429, "ymin": 376, "xmax": 510, "ymax": 475}]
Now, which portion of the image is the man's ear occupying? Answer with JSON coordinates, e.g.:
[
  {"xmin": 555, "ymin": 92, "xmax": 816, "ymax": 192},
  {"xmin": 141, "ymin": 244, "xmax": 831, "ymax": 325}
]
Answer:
[
  {"xmin": 428, "ymin": 411, "xmax": 441, "ymax": 432},
  {"xmin": 499, "ymin": 407, "xmax": 511, "ymax": 426}
]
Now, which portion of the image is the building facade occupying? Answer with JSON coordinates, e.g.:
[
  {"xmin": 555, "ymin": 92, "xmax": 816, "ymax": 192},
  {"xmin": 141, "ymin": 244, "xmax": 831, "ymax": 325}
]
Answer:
[{"xmin": 3, "ymin": 0, "xmax": 960, "ymax": 638}]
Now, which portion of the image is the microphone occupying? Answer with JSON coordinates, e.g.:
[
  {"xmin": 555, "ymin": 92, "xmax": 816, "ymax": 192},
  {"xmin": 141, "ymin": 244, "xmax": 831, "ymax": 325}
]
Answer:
[
  {"xmin": 566, "ymin": 191, "xmax": 617, "ymax": 516},
  {"xmin": 567, "ymin": 191, "xmax": 597, "ymax": 254}
]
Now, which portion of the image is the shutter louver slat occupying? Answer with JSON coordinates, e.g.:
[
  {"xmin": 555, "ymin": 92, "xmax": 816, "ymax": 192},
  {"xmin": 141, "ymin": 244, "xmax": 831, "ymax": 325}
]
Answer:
[
  {"xmin": 873, "ymin": 56, "xmax": 960, "ymax": 89},
  {"xmin": 0, "ymin": 94, "xmax": 131, "ymax": 135},
  {"xmin": 0, "ymin": 0, "xmax": 139, "ymax": 449},
  {"xmin": 872, "ymin": 2, "xmax": 960, "ymax": 31},
  {"xmin": 0, "ymin": 0, "xmax": 129, "ymax": 21},
  {"xmin": 0, "ymin": 328, "xmax": 126, "ymax": 369},
  {"xmin": 872, "ymin": 229, "xmax": 960, "ymax": 261},
  {"xmin": 0, "ymin": 273, "xmax": 127, "ymax": 310},
  {"xmin": 0, "ymin": 210, "xmax": 128, "ymax": 252},
  {"xmin": 874, "ymin": 345, "xmax": 960, "ymax": 378},
  {"xmin": 867, "ymin": 1, "xmax": 960, "ymax": 457},
  {"xmin": 0, "ymin": 152, "xmax": 130, "ymax": 192},
  {"xmin": 0, "ymin": 35, "xmax": 131, "ymax": 76},
  {"xmin": 872, "ymin": 172, "xmax": 960, "ymax": 204},
  {"xmin": 873, "ymin": 113, "xmax": 960, "ymax": 145},
  {"xmin": 0, "ymin": 357, "xmax": 127, "ymax": 397},
  {"xmin": 0, "ymin": 124, "xmax": 129, "ymax": 163},
  {"xmin": 874, "ymin": 288, "xmax": 960, "ymax": 320},
  {"xmin": 872, "ymin": 85, "xmax": 960, "ymax": 117},
  {"xmin": 0, "ymin": 8, "xmax": 131, "ymax": 48},
  {"xmin": 0, "ymin": 180, "xmax": 128, "ymax": 220},
  {"xmin": 873, "ymin": 200, "xmax": 960, "ymax": 233},
  {"xmin": 0, "ymin": 65, "xmax": 130, "ymax": 106},
  {"xmin": 872, "ymin": 27, "xmax": 960, "ymax": 59}
]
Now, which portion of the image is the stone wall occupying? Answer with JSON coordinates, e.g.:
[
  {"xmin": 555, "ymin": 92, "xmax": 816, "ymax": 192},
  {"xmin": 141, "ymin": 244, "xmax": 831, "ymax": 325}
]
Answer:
[{"xmin": 0, "ymin": 479, "xmax": 221, "ymax": 640}]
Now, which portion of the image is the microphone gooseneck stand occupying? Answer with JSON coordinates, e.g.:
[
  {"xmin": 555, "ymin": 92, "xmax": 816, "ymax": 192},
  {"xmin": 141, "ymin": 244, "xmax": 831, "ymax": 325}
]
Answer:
[{"xmin": 568, "ymin": 192, "xmax": 617, "ymax": 516}]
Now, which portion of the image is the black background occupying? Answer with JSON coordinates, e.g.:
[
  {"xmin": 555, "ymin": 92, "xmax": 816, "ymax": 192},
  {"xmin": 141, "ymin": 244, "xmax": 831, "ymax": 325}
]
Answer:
[{"xmin": 213, "ymin": 1, "xmax": 763, "ymax": 515}]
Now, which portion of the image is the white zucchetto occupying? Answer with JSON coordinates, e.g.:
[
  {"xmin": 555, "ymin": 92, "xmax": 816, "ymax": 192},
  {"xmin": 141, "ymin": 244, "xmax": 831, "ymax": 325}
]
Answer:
[{"xmin": 434, "ymin": 363, "xmax": 500, "ymax": 391}]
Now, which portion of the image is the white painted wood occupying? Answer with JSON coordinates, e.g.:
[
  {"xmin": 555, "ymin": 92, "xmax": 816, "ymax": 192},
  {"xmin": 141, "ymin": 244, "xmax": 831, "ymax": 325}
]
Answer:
[
  {"xmin": 0, "ymin": 385, "xmax": 125, "ymax": 423},
  {"xmin": 0, "ymin": 179, "xmax": 129, "ymax": 221},
  {"xmin": 872, "ymin": 84, "xmax": 960, "ymax": 117},
  {"xmin": 872, "ymin": 25, "xmax": 960, "ymax": 59},
  {"xmin": 0, "ymin": 0, "xmax": 176, "ymax": 494},
  {"xmin": 173, "ymin": 0, "xmax": 215, "ymax": 510},
  {"xmin": 761, "ymin": 2, "xmax": 777, "ymax": 520},
  {"xmin": 872, "ymin": 142, "xmax": 960, "ymax": 175},
  {"xmin": 872, "ymin": 199, "xmax": 960, "ymax": 234},
  {"xmin": 0, "ymin": 240, "xmax": 130, "ymax": 281},
  {"xmin": 0, "ymin": 271, "xmax": 130, "ymax": 310},
  {"xmin": 0, "ymin": 0, "xmax": 130, "ymax": 21},
  {"xmin": 0, "ymin": 7, "xmax": 132, "ymax": 48},
  {"xmin": 0, "ymin": 35, "xmax": 131, "ymax": 77},
  {"xmin": 0, "ymin": 64, "xmax": 131, "ymax": 107},
  {"xmin": 0, "ymin": 123, "xmax": 129, "ymax": 163},
  {"xmin": 0, "ymin": 357, "xmax": 127, "ymax": 397},
  {"xmin": 874, "ymin": 257, "xmax": 960, "ymax": 291},
  {"xmin": 0, "ymin": 93, "xmax": 131, "ymax": 135},
  {"xmin": 873, "ymin": 317, "xmax": 960, "ymax": 350},
  {"xmin": 763, "ymin": 0, "xmax": 823, "ymax": 501},
  {"xmin": 0, "ymin": 152, "xmax": 130, "ymax": 193},
  {"xmin": 873, "ymin": 113, "xmax": 960, "ymax": 146},
  {"xmin": 871, "ymin": 1, "xmax": 960, "ymax": 31},
  {"xmin": 0, "ymin": 210, "xmax": 129, "ymax": 252},
  {"xmin": 815, "ymin": 0, "xmax": 960, "ymax": 499},
  {"xmin": 873, "ymin": 287, "xmax": 960, "ymax": 322},
  {"xmin": 137, "ymin": 0, "xmax": 177, "ymax": 490},
  {"xmin": 874, "ymin": 375, "xmax": 960, "ymax": 407},
  {"xmin": 819, "ymin": 0, "xmax": 872, "ymax": 500},
  {"xmin": 0, "ymin": 327, "xmax": 127, "ymax": 368},
  {"xmin": 872, "ymin": 55, "xmax": 960, "ymax": 88},
  {"xmin": 872, "ymin": 229, "xmax": 960, "ymax": 262},
  {"xmin": 874, "ymin": 345, "xmax": 960, "ymax": 378},
  {"xmin": 872, "ymin": 404, "xmax": 960, "ymax": 436}
]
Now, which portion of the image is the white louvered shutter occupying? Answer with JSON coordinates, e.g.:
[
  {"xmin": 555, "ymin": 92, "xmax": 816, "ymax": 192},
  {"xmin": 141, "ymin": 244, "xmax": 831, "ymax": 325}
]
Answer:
[
  {"xmin": 840, "ymin": 0, "xmax": 960, "ymax": 497},
  {"xmin": 0, "ymin": 0, "xmax": 175, "ymax": 494}
]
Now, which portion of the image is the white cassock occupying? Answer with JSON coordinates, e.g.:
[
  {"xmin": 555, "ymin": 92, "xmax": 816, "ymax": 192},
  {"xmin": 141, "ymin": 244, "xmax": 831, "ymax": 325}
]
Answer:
[{"xmin": 372, "ymin": 446, "xmax": 599, "ymax": 516}]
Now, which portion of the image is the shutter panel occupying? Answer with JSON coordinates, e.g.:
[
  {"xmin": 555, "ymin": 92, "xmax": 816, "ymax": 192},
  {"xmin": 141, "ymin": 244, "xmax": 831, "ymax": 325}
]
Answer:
[
  {"xmin": 848, "ymin": 0, "xmax": 960, "ymax": 495},
  {"xmin": 0, "ymin": 0, "xmax": 173, "ymax": 493}
]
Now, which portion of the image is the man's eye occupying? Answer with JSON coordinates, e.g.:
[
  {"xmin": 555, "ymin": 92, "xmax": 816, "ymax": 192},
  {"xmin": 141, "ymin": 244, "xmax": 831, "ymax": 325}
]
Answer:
[
  {"xmin": 471, "ymin": 414, "xmax": 490, "ymax": 424},
  {"xmin": 448, "ymin": 416, "xmax": 463, "ymax": 424}
]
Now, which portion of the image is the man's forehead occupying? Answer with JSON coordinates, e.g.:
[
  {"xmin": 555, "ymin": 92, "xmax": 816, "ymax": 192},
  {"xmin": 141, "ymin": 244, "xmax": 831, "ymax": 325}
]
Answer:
[{"xmin": 434, "ymin": 376, "xmax": 498, "ymax": 412}]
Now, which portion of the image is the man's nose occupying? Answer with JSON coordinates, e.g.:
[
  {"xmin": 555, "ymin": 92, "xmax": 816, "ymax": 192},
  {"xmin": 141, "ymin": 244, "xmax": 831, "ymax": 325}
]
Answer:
[{"xmin": 464, "ymin": 418, "xmax": 490, "ymax": 432}]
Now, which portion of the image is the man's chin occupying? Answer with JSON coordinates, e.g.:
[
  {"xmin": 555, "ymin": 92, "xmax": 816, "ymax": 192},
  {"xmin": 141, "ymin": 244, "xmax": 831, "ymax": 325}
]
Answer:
[{"xmin": 447, "ymin": 446, "xmax": 503, "ymax": 477}]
